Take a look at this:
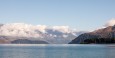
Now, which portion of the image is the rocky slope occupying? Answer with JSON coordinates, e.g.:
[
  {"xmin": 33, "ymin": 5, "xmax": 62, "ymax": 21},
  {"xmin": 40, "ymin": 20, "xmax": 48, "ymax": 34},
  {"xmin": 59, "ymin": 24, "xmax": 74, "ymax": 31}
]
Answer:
[{"xmin": 69, "ymin": 25, "xmax": 115, "ymax": 44}]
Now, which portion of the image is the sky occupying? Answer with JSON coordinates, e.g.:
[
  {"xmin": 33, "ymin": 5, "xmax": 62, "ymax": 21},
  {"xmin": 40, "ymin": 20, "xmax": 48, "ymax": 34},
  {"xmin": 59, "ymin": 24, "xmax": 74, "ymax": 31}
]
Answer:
[{"xmin": 0, "ymin": 0, "xmax": 115, "ymax": 31}]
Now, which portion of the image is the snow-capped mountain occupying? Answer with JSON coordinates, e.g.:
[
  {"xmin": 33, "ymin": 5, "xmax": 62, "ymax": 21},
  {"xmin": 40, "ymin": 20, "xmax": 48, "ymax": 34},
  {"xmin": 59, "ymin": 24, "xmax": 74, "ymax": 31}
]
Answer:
[{"xmin": 0, "ymin": 23, "xmax": 86, "ymax": 44}]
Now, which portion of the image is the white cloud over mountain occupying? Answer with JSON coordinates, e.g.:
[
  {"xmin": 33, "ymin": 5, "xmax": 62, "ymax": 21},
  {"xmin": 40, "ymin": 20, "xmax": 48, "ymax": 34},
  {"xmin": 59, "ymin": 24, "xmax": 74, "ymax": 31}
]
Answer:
[
  {"xmin": 1, "ymin": 19, "xmax": 115, "ymax": 44},
  {"xmin": 1, "ymin": 18, "xmax": 115, "ymax": 44},
  {"xmin": 105, "ymin": 18, "xmax": 115, "ymax": 27},
  {"xmin": 0, "ymin": 23, "xmax": 85, "ymax": 44},
  {"xmin": 0, "ymin": 23, "xmax": 74, "ymax": 37}
]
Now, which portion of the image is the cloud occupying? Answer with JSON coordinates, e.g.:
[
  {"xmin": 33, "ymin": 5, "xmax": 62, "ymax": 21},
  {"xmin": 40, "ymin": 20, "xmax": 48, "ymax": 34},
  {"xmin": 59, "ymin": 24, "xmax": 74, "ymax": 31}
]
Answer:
[
  {"xmin": 37, "ymin": 25, "xmax": 47, "ymax": 33},
  {"xmin": 105, "ymin": 18, "xmax": 115, "ymax": 27},
  {"xmin": 0, "ymin": 23, "xmax": 80, "ymax": 37},
  {"xmin": 0, "ymin": 23, "xmax": 86, "ymax": 44},
  {"xmin": 52, "ymin": 26, "xmax": 70, "ymax": 33}
]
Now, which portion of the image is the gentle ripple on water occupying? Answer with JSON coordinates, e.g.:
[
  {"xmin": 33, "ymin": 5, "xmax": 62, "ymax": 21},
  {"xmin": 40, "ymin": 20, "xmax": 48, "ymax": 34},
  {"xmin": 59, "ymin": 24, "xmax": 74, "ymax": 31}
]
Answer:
[{"xmin": 0, "ymin": 44, "xmax": 115, "ymax": 58}]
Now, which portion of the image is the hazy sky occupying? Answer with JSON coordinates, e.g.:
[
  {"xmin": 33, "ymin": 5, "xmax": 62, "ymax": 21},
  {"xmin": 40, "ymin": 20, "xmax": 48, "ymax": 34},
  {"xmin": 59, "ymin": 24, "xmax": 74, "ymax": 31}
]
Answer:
[{"xmin": 0, "ymin": 0, "xmax": 115, "ymax": 31}]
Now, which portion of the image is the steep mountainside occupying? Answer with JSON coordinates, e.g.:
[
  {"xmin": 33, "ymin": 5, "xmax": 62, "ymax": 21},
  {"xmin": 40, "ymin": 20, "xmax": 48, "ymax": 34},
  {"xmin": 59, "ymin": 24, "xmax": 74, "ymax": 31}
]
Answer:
[{"xmin": 69, "ymin": 25, "xmax": 115, "ymax": 44}]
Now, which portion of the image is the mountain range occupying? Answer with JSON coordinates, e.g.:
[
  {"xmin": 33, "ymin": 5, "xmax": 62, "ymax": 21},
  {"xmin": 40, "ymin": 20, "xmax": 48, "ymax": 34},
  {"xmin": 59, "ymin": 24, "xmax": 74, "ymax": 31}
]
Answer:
[
  {"xmin": 0, "ymin": 23, "xmax": 85, "ymax": 44},
  {"xmin": 1, "ymin": 23, "xmax": 115, "ymax": 44}
]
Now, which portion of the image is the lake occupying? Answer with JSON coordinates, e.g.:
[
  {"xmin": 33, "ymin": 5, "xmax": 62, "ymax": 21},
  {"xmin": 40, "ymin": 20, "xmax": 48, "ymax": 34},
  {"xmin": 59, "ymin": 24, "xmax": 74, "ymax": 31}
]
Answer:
[{"xmin": 0, "ymin": 44, "xmax": 115, "ymax": 58}]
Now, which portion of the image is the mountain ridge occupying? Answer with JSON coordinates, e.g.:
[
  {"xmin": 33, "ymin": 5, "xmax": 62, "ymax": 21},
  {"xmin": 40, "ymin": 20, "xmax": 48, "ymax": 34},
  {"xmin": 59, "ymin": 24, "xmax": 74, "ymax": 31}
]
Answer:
[{"xmin": 69, "ymin": 25, "xmax": 115, "ymax": 44}]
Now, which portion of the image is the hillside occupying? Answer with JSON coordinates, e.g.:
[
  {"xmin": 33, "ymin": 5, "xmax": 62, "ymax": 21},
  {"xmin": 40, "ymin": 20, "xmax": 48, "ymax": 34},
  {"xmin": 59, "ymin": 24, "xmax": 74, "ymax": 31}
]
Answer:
[{"xmin": 69, "ymin": 25, "xmax": 115, "ymax": 44}]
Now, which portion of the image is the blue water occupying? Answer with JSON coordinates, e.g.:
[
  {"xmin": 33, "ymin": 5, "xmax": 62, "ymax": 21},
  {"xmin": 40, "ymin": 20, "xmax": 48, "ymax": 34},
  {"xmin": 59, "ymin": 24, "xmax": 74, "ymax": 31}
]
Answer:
[{"xmin": 0, "ymin": 44, "xmax": 115, "ymax": 58}]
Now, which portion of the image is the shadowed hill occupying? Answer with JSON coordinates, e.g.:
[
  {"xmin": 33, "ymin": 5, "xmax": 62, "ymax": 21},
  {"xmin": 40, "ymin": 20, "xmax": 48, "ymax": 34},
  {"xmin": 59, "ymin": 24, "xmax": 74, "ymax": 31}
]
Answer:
[{"xmin": 11, "ymin": 39, "xmax": 49, "ymax": 44}]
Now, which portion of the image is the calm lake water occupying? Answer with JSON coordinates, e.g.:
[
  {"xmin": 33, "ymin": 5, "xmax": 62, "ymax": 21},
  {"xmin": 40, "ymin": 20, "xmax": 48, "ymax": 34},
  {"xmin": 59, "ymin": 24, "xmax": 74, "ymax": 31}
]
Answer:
[{"xmin": 0, "ymin": 44, "xmax": 115, "ymax": 58}]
